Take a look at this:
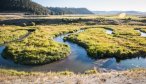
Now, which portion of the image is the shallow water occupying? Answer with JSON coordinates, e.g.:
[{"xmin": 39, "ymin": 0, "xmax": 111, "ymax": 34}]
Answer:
[
  {"xmin": 106, "ymin": 29, "xmax": 113, "ymax": 34},
  {"xmin": 0, "ymin": 29, "xmax": 146, "ymax": 72},
  {"xmin": 137, "ymin": 30, "xmax": 146, "ymax": 37}
]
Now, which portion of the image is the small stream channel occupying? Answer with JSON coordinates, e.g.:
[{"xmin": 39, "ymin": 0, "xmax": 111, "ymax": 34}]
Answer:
[
  {"xmin": 136, "ymin": 30, "xmax": 146, "ymax": 37},
  {"xmin": 0, "ymin": 29, "xmax": 146, "ymax": 73}
]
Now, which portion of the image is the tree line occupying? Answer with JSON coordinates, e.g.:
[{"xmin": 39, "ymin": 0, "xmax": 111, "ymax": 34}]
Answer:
[
  {"xmin": 0, "ymin": 0, "xmax": 49, "ymax": 15},
  {"xmin": 48, "ymin": 7, "xmax": 93, "ymax": 15},
  {"xmin": 0, "ymin": 0, "xmax": 94, "ymax": 15}
]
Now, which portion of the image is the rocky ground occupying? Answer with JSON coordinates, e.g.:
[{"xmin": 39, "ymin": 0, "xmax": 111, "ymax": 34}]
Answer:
[{"xmin": 0, "ymin": 69, "xmax": 146, "ymax": 84}]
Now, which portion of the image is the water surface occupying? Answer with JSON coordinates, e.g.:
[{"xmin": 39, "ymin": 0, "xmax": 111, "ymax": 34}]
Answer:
[
  {"xmin": 0, "ymin": 29, "xmax": 146, "ymax": 72},
  {"xmin": 106, "ymin": 29, "xmax": 113, "ymax": 34},
  {"xmin": 137, "ymin": 30, "xmax": 146, "ymax": 37}
]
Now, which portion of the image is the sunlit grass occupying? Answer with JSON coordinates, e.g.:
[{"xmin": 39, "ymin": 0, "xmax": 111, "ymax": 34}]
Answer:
[
  {"xmin": 0, "ymin": 26, "xmax": 28, "ymax": 45},
  {"xmin": 2, "ymin": 25, "xmax": 88, "ymax": 65},
  {"xmin": 65, "ymin": 25, "xmax": 146, "ymax": 59}
]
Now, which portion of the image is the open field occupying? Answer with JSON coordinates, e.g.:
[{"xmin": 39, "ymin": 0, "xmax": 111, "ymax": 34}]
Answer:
[
  {"xmin": 1, "ymin": 15, "xmax": 146, "ymax": 83},
  {"xmin": 0, "ymin": 14, "xmax": 145, "ymax": 20},
  {"xmin": 0, "ymin": 15, "xmax": 146, "ymax": 30},
  {"xmin": 1, "ymin": 0, "xmax": 146, "ymax": 83},
  {"xmin": 0, "ymin": 68, "xmax": 146, "ymax": 84}
]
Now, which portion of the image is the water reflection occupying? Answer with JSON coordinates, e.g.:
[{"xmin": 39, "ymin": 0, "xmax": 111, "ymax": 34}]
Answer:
[
  {"xmin": 106, "ymin": 29, "xmax": 113, "ymax": 34},
  {"xmin": 0, "ymin": 29, "xmax": 146, "ymax": 73}
]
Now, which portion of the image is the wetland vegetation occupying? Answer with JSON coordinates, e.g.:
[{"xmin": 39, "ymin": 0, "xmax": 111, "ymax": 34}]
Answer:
[
  {"xmin": 0, "ymin": 26, "xmax": 29, "ymax": 45},
  {"xmin": 1, "ymin": 15, "xmax": 146, "ymax": 71},
  {"xmin": 1, "ymin": 0, "xmax": 146, "ymax": 83},
  {"xmin": 65, "ymin": 25, "xmax": 146, "ymax": 59},
  {"xmin": 1, "ymin": 25, "xmax": 88, "ymax": 65}
]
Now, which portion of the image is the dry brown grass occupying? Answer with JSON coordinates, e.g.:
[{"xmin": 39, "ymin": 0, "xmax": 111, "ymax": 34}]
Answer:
[{"xmin": 0, "ymin": 68, "xmax": 146, "ymax": 83}]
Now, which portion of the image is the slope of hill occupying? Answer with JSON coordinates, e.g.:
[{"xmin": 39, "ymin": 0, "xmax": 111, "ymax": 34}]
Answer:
[
  {"xmin": 48, "ymin": 7, "xmax": 94, "ymax": 15},
  {"xmin": 0, "ymin": 0, "xmax": 93, "ymax": 15},
  {"xmin": 0, "ymin": 0, "xmax": 49, "ymax": 15}
]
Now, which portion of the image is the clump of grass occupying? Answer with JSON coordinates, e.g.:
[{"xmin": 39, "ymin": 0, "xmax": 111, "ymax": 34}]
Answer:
[
  {"xmin": 112, "ymin": 25, "xmax": 141, "ymax": 36},
  {"xmin": 84, "ymin": 67, "xmax": 99, "ymax": 74},
  {"xmin": 58, "ymin": 71, "xmax": 74, "ymax": 75},
  {"xmin": 139, "ymin": 28, "xmax": 146, "ymax": 33},
  {"xmin": 0, "ymin": 26, "xmax": 28, "ymax": 44},
  {"xmin": 2, "ymin": 25, "xmax": 87, "ymax": 65},
  {"xmin": 0, "ymin": 69, "xmax": 38, "ymax": 76}
]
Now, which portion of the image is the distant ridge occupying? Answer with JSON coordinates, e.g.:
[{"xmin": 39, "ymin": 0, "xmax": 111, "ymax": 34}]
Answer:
[
  {"xmin": 93, "ymin": 11, "xmax": 146, "ymax": 15},
  {"xmin": 48, "ymin": 7, "xmax": 94, "ymax": 15}
]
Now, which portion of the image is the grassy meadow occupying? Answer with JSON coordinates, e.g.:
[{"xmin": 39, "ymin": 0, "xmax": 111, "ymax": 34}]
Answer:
[
  {"xmin": 2, "ymin": 25, "xmax": 88, "ymax": 65},
  {"xmin": 1, "ymin": 15, "xmax": 146, "ymax": 65},
  {"xmin": 65, "ymin": 25, "xmax": 146, "ymax": 59},
  {"xmin": 0, "ymin": 26, "xmax": 28, "ymax": 45},
  {"xmin": 1, "ymin": 15, "xmax": 146, "ymax": 84}
]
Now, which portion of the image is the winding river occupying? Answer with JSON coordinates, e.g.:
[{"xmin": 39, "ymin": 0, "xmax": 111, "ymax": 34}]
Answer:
[{"xmin": 0, "ymin": 29, "xmax": 146, "ymax": 73}]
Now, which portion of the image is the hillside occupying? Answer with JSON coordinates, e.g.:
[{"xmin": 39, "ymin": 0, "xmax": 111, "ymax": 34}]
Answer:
[
  {"xmin": 48, "ymin": 7, "xmax": 94, "ymax": 15},
  {"xmin": 0, "ymin": 0, "xmax": 93, "ymax": 15},
  {"xmin": 0, "ymin": 0, "xmax": 49, "ymax": 15}
]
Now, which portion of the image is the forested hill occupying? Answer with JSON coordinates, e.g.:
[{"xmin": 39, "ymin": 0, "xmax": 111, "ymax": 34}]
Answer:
[
  {"xmin": 48, "ymin": 7, "xmax": 94, "ymax": 15},
  {"xmin": 0, "ymin": 0, "xmax": 93, "ymax": 15},
  {"xmin": 0, "ymin": 0, "xmax": 49, "ymax": 15}
]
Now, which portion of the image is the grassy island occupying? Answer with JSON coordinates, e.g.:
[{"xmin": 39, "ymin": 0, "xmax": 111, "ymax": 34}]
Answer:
[
  {"xmin": 2, "ymin": 25, "xmax": 86, "ymax": 65},
  {"xmin": 65, "ymin": 25, "xmax": 146, "ymax": 59}
]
